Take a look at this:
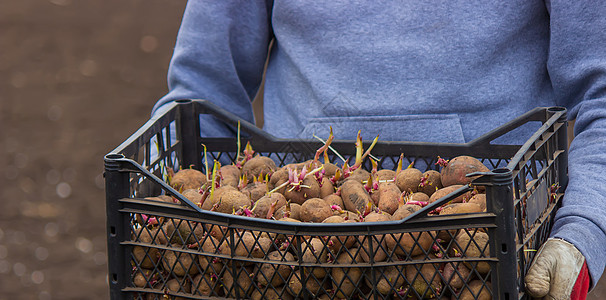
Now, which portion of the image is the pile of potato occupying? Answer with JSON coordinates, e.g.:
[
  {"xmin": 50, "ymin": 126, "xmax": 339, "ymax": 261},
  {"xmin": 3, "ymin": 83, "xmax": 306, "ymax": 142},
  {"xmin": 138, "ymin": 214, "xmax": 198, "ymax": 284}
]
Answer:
[{"xmin": 131, "ymin": 133, "xmax": 496, "ymax": 299}]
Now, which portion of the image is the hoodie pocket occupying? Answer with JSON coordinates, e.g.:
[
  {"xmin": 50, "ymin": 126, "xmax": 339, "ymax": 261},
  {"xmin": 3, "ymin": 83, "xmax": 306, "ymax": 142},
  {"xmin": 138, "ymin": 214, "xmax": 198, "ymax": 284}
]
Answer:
[{"xmin": 299, "ymin": 114, "xmax": 465, "ymax": 143}]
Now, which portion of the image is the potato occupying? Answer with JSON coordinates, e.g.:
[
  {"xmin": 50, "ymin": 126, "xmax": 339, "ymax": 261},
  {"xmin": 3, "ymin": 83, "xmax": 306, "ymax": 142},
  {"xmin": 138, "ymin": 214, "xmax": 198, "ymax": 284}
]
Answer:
[
  {"xmin": 220, "ymin": 231, "xmax": 272, "ymax": 262},
  {"xmin": 458, "ymin": 280, "xmax": 492, "ymax": 300},
  {"xmin": 385, "ymin": 229, "xmax": 434, "ymax": 257},
  {"xmin": 300, "ymin": 198, "xmax": 333, "ymax": 223},
  {"xmin": 256, "ymin": 250, "xmax": 295, "ymax": 286},
  {"xmin": 222, "ymin": 266, "xmax": 254, "ymax": 298},
  {"xmin": 439, "ymin": 202, "xmax": 482, "ymax": 216},
  {"xmin": 241, "ymin": 155, "xmax": 277, "ymax": 182},
  {"xmin": 344, "ymin": 168, "xmax": 371, "ymax": 184},
  {"xmin": 322, "ymin": 216, "xmax": 356, "ymax": 252},
  {"xmin": 268, "ymin": 168, "xmax": 288, "ymax": 194},
  {"xmin": 405, "ymin": 258, "xmax": 442, "ymax": 299},
  {"xmin": 252, "ymin": 287, "xmax": 294, "ymax": 300},
  {"xmin": 219, "ymin": 164, "xmax": 240, "ymax": 188},
  {"xmin": 365, "ymin": 265, "xmax": 406, "ymax": 295},
  {"xmin": 359, "ymin": 212, "xmax": 391, "ymax": 262},
  {"xmin": 428, "ymin": 185, "xmax": 472, "ymax": 204},
  {"xmin": 170, "ymin": 168, "xmax": 206, "ymax": 191},
  {"xmin": 163, "ymin": 220, "xmax": 205, "ymax": 245},
  {"xmin": 337, "ymin": 210, "xmax": 362, "ymax": 222},
  {"xmin": 274, "ymin": 203, "xmax": 302, "ymax": 220},
  {"xmin": 132, "ymin": 228, "xmax": 161, "ymax": 268},
  {"xmin": 133, "ymin": 269, "xmax": 156, "ymax": 288},
  {"xmin": 284, "ymin": 176, "xmax": 320, "ymax": 205},
  {"xmin": 442, "ymin": 261, "xmax": 472, "ymax": 290},
  {"xmin": 468, "ymin": 193, "xmax": 486, "ymax": 211},
  {"xmin": 319, "ymin": 177, "xmax": 335, "ymax": 198},
  {"xmin": 322, "ymin": 162, "xmax": 339, "ymax": 177},
  {"xmin": 410, "ymin": 192, "xmax": 430, "ymax": 203},
  {"xmin": 395, "ymin": 168, "xmax": 423, "ymax": 193},
  {"xmin": 208, "ymin": 189, "xmax": 251, "ymax": 214},
  {"xmin": 454, "ymin": 231, "xmax": 490, "ymax": 274},
  {"xmin": 191, "ymin": 273, "xmax": 219, "ymax": 297},
  {"xmin": 181, "ymin": 189, "xmax": 203, "ymax": 205},
  {"xmin": 200, "ymin": 185, "xmax": 238, "ymax": 210},
  {"xmin": 301, "ymin": 238, "xmax": 329, "ymax": 279},
  {"xmin": 323, "ymin": 194, "xmax": 343, "ymax": 208},
  {"xmin": 240, "ymin": 181, "xmax": 267, "ymax": 202},
  {"xmin": 252, "ymin": 193, "xmax": 287, "ymax": 219},
  {"xmin": 419, "ymin": 170, "xmax": 442, "ymax": 197},
  {"xmin": 162, "ymin": 245, "xmax": 199, "ymax": 276},
  {"xmin": 166, "ymin": 277, "xmax": 192, "ymax": 296},
  {"xmin": 332, "ymin": 249, "xmax": 364, "ymax": 298},
  {"xmin": 391, "ymin": 204, "xmax": 422, "ymax": 221},
  {"xmin": 287, "ymin": 271, "xmax": 323, "ymax": 298},
  {"xmin": 377, "ymin": 182, "xmax": 402, "ymax": 214},
  {"xmin": 376, "ymin": 169, "xmax": 396, "ymax": 181},
  {"xmin": 340, "ymin": 180, "xmax": 373, "ymax": 213},
  {"xmin": 440, "ymin": 155, "xmax": 489, "ymax": 187},
  {"xmin": 197, "ymin": 235, "xmax": 224, "ymax": 274}
]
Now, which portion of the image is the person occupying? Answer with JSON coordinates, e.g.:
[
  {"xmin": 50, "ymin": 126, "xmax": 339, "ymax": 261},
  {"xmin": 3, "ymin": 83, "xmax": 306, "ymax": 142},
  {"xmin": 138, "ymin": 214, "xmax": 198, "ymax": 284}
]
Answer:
[{"xmin": 153, "ymin": 2, "xmax": 606, "ymax": 298}]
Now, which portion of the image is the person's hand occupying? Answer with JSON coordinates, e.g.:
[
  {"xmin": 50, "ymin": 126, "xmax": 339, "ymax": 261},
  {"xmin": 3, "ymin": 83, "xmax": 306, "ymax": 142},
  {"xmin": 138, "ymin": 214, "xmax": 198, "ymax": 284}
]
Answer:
[{"xmin": 525, "ymin": 238, "xmax": 590, "ymax": 300}]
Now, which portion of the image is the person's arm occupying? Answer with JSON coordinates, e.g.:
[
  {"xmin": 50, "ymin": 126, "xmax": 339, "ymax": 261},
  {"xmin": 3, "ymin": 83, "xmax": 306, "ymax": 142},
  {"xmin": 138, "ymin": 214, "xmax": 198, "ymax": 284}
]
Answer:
[
  {"xmin": 526, "ymin": 1, "xmax": 606, "ymax": 298},
  {"xmin": 153, "ymin": 1, "xmax": 273, "ymax": 136}
]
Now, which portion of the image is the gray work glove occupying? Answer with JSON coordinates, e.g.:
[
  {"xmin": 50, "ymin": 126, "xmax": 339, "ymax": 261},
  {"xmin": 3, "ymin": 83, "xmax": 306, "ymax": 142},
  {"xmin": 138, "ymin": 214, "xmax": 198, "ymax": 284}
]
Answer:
[{"xmin": 525, "ymin": 238, "xmax": 587, "ymax": 299}]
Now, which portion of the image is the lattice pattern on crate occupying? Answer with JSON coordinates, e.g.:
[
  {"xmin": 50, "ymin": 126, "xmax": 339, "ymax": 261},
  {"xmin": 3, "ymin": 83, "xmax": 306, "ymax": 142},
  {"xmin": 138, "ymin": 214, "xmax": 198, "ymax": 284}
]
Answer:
[{"xmin": 126, "ymin": 208, "xmax": 495, "ymax": 299}]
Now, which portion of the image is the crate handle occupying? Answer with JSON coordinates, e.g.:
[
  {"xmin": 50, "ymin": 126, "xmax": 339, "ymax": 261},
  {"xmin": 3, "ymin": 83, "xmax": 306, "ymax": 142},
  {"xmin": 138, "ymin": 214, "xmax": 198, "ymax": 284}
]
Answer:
[
  {"xmin": 104, "ymin": 153, "xmax": 205, "ymax": 213},
  {"xmin": 468, "ymin": 106, "xmax": 566, "ymax": 147}
]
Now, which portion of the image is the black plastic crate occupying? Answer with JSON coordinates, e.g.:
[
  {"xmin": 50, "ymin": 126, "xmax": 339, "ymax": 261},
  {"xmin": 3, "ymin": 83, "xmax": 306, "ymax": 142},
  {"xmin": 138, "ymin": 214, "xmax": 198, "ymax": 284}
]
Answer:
[{"xmin": 104, "ymin": 99, "xmax": 568, "ymax": 299}]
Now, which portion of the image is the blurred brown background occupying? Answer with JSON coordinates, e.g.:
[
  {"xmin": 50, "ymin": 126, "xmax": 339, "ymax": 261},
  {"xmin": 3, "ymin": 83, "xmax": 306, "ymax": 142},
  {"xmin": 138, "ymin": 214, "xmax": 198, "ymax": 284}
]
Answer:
[{"xmin": 0, "ymin": 1, "xmax": 604, "ymax": 299}]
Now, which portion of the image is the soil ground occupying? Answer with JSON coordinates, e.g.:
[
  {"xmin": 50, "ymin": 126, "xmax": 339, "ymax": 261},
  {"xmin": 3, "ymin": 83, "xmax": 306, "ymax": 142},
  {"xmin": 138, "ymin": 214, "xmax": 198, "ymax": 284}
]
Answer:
[{"xmin": 0, "ymin": 1, "xmax": 604, "ymax": 299}]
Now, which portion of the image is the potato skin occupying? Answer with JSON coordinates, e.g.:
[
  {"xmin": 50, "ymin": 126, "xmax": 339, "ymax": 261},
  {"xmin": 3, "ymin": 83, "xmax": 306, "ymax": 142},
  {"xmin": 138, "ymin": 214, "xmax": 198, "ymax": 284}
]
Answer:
[
  {"xmin": 419, "ymin": 170, "xmax": 443, "ymax": 196},
  {"xmin": 468, "ymin": 193, "xmax": 487, "ymax": 211},
  {"xmin": 377, "ymin": 182, "xmax": 401, "ymax": 215},
  {"xmin": 340, "ymin": 180, "xmax": 373, "ymax": 213},
  {"xmin": 210, "ymin": 189, "xmax": 251, "ymax": 214},
  {"xmin": 366, "ymin": 265, "xmax": 406, "ymax": 295},
  {"xmin": 197, "ymin": 235, "xmax": 223, "ymax": 274},
  {"xmin": 241, "ymin": 156, "xmax": 277, "ymax": 182},
  {"xmin": 256, "ymin": 250, "xmax": 295, "ymax": 287},
  {"xmin": 323, "ymin": 193, "xmax": 343, "ymax": 208},
  {"xmin": 395, "ymin": 168, "xmax": 423, "ymax": 193},
  {"xmin": 162, "ymin": 245, "xmax": 199, "ymax": 277},
  {"xmin": 454, "ymin": 231, "xmax": 490, "ymax": 274},
  {"xmin": 240, "ymin": 181, "xmax": 267, "ymax": 202},
  {"xmin": 322, "ymin": 216, "xmax": 356, "ymax": 251},
  {"xmin": 442, "ymin": 261, "xmax": 472, "ymax": 290},
  {"xmin": 268, "ymin": 168, "xmax": 288, "ymax": 194},
  {"xmin": 428, "ymin": 185, "xmax": 471, "ymax": 204},
  {"xmin": 458, "ymin": 280, "xmax": 492, "ymax": 300},
  {"xmin": 319, "ymin": 177, "xmax": 335, "ymax": 198},
  {"xmin": 405, "ymin": 257, "xmax": 442, "ymax": 299},
  {"xmin": 300, "ymin": 198, "xmax": 333, "ymax": 223},
  {"xmin": 332, "ymin": 249, "xmax": 364, "ymax": 298},
  {"xmin": 170, "ymin": 168, "xmax": 207, "ymax": 191},
  {"xmin": 439, "ymin": 202, "xmax": 482, "ymax": 216},
  {"xmin": 192, "ymin": 273, "xmax": 219, "ymax": 296},
  {"xmin": 287, "ymin": 271, "xmax": 323, "ymax": 298},
  {"xmin": 376, "ymin": 169, "xmax": 396, "ymax": 181},
  {"xmin": 252, "ymin": 193, "xmax": 287, "ymax": 219},
  {"xmin": 274, "ymin": 203, "xmax": 302, "ymax": 220},
  {"xmin": 222, "ymin": 266, "xmax": 254, "ymax": 298},
  {"xmin": 440, "ymin": 155, "xmax": 489, "ymax": 187},
  {"xmin": 301, "ymin": 238, "xmax": 329, "ymax": 279},
  {"xmin": 284, "ymin": 176, "xmax": 320, "ymax": 205},
  {"xmin": 359, "ymin": 212, "xmax": 391, "ymax": 262},
  {"xmin": 220, "ymin": 164, "xmax": 240, "ymax": 188}
]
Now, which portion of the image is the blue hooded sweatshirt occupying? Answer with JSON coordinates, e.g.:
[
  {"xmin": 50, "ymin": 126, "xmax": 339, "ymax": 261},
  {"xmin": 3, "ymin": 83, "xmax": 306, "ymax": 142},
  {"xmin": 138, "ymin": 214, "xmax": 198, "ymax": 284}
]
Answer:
[{"xmin": 153, "ymin": 1, "xmax": 606, "ymax": 288}]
